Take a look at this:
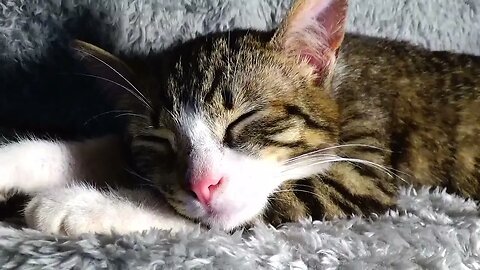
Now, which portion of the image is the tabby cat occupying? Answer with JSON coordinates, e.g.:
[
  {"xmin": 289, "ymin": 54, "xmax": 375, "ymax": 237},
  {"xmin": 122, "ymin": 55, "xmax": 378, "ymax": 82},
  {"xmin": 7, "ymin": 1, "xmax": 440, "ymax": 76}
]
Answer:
[{"xmin": 2, "ymin": 0, "xmax": 480, "ymax": 235}]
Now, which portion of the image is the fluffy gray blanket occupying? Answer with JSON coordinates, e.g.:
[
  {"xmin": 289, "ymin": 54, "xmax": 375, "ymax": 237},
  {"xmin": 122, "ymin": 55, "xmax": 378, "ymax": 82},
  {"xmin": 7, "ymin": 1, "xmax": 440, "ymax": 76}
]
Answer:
[{"xmin": 1, "ymin": 0, "xmax": 480, "ymax": 269}]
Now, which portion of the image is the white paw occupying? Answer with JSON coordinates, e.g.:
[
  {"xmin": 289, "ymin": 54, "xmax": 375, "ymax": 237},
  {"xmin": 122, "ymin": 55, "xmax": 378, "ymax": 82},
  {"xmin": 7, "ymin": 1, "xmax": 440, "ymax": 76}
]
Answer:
[
  {"xmin": 25, "ymin": 186, "xmax": 119, "ymax": 236},
  {"xmin": 25, "ymin": 185, "xmax": 195, "ymax": 236}
]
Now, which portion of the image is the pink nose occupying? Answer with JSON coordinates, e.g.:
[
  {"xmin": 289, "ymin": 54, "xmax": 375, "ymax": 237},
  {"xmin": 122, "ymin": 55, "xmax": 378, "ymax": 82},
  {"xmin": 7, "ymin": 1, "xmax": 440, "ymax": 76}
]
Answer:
[{"xmin": 190, "ymin": 176, "xmax": 223, "ymax": 205}]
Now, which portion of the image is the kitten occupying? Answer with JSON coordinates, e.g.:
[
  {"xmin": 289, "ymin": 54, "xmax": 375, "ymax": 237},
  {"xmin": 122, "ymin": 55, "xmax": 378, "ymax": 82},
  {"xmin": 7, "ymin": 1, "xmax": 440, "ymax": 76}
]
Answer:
[{"xmin": 3, "ymin": 0, "xmax": 480, "ymax": 236}]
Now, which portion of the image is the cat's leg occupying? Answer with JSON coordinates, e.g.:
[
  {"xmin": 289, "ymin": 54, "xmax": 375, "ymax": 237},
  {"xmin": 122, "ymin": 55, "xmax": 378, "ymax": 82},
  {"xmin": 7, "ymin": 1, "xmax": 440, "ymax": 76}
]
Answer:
[
  {"xmin": 0, "ymin": 135, "xmax": 127, "ymax": 199},
  {"xmin": 24, "ymin": 184, "xmax": 195, "ymax": 236}
]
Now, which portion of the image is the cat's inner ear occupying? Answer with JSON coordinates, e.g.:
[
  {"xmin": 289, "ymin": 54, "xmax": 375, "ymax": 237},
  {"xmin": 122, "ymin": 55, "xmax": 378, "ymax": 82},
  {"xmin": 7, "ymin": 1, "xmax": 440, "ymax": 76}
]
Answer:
[
  {"xmin": 70, "ymin": 40, "xmax": 137, "ymax": 100},
  {"xmin": 271, "ymin": 0, "xmax": 348, "ymax": 78}
]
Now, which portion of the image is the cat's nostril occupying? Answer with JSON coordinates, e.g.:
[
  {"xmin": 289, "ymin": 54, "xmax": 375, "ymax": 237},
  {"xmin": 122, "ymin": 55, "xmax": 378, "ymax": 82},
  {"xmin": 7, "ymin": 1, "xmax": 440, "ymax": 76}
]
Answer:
[
  {"xmin": 190, "ymin": 176, "xmax": 224, "ymax": 206},
  {"xmin": 208, "ymin": 180, "xmax": 221, "ymax": 193}
]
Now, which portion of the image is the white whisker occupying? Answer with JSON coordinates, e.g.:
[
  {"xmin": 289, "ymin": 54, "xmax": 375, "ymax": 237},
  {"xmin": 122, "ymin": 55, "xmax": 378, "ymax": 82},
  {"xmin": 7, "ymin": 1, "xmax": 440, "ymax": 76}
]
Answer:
[
  {"xmin": 283, "ymin": 157, "xmax": 392, "ymax": 177},
  {"xmin": 283, "ymin": 153, "xmax": 338, "ymax": 165},
  {"xmin": 285, "ymin": 143, "xmax": 390, "ymax": 164},
  {"xmin": 71, "ymin": 72, "xmax": 153, "ymax": 111},
  {"xmin": 73, "ymin": 49, "xmax": 153, "ymax": 111},
  {"xmin": 281, "ymin": 156, "xmax": 409, "ymax": 184},
  {"xmin": 83, "ymin": 109, "xmax": 135, "ymax": 125},
  {"xmin": 124, "ymin": 168, "xmax": 154, "ymax": 184},
  {"xmin": 114, "ymin": 113, "xmax": 149, "ymax": 119}
]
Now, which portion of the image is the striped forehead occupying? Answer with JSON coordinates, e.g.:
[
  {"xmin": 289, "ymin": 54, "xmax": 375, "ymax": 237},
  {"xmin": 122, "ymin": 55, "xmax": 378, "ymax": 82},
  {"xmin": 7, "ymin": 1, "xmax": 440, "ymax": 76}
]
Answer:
[{"xmin": 161, "ymin": 37, "xmax": 278, "ymax": 109}]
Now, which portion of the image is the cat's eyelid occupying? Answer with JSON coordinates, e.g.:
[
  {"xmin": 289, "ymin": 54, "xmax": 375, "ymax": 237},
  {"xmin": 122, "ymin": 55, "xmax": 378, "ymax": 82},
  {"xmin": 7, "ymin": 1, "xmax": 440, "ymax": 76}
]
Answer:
[
  {"xmin": 236, "ymin": 109, "xmax": 261, "ymax": 122},
  {"xmin": 135, "ymin": 135, "xmax": 170, "ymax": 145},
  {"xmin": 224, "ymin": 109, "xmax": 261, "ymax": 145},
  {"xmin": 155, "ymin": 129, "xmax": 176, "ymax": 148},
  {"xmin": 139, "ymin": 128, "xmax": 177, "ymax": 151}
]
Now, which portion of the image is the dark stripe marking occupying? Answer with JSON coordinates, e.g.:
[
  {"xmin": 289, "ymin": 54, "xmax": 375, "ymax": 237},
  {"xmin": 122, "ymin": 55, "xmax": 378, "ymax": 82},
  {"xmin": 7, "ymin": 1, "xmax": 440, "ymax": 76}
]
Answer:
[
  {"xmin": 285, "ymin": 105, "xmax": 336, "ymax": 133},
  {"xmin": 204, "ymin": 67, "xmax": 225, "ymax": 103},
  {"xmin": 222, "ymin": 89, "xmax": 234, "ymax": 110},
  {"xmin": 135, "ymin": 135, "xmax": 171, "ymax": 145},
  {"xmin": 264, "ymin": 138, "xmax": 307, "ymax": 149},
  {"xmin": 340, "ymin": 131, "xmax": 384, "ymax": 145},
  {"xmin": 292, "ymin": 179, "xmax": 326, "ymax": 218},
  {"xmin": 320, "ymin": 175, "xmax": 391, "ymax": 214}
]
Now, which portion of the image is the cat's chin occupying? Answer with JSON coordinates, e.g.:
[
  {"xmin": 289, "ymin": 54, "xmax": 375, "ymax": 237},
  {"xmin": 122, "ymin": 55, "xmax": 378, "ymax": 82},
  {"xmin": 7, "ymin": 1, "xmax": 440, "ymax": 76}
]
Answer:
[{"xmin": 198, "ymin": 196, "xmax": 269, "ymax": 231}]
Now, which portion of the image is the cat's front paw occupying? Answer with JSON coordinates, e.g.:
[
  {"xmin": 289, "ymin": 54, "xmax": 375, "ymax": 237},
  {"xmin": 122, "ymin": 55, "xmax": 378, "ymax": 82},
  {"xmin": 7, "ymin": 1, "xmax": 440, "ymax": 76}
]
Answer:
[
  {"xmin": 25, "ymin": 186, "xmax": 119, "ymax": 236},
  {"xmin": 25, "ymin": 185, "xmax": 195, "ymax": 236}
]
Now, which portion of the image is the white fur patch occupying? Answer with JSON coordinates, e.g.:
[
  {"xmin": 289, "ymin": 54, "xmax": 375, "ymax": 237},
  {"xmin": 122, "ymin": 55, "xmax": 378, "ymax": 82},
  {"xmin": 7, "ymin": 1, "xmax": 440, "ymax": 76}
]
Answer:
[
  {"xmin": 0, "ymin": 139, "xmax": 74, "ymax": 194},
  {"xmin": 25, "ymin": 184, "xmax": 195, "ymax": 236},
  {"xmin": 174, "ymin": 113, "xmax": 286, "ymax": 230},
  {"xmin": 0, "ymin": 136, "xmax": 124, "ymax": 196}
]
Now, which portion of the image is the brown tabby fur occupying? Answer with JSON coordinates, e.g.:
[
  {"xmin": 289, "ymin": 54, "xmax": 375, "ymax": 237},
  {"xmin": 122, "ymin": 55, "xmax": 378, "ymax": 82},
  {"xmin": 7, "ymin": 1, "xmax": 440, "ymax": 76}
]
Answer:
[
  {"xmin": 267, "ymin": 34, "xmax": 480, "ymax": 224},
  {"xmin": 75, "ymin": 0, "xmax": 480, "ymax": 227}
]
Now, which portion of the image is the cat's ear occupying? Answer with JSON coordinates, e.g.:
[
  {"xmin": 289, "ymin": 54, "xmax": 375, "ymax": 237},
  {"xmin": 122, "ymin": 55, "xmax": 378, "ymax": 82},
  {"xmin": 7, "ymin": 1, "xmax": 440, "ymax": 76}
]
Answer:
[
  {"xmin": 70, "ymin": 40, "xmax": 137, "ymax": 101},
  {"xmin": 271, "ymin": 0, "xmax": 348, "ymax": 78}
]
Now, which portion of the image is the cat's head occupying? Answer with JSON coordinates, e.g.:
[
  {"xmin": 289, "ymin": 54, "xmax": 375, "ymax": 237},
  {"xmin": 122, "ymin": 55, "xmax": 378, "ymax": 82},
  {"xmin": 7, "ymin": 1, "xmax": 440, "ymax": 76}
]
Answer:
[{"xmin": 73, "ymin": 0, "xmax": 347, "ymax": 230}]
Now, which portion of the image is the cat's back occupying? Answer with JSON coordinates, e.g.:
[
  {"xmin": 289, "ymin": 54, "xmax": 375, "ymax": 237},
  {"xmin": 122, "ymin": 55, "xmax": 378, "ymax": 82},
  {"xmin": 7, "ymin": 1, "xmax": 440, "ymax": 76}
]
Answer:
[
  {"xmin": 340, "ymin": 34, "xmax": 480, "ymax": 96},
  {"xmin": 337, "ymin": 34, "xmax": 480, "ymax": 198}
]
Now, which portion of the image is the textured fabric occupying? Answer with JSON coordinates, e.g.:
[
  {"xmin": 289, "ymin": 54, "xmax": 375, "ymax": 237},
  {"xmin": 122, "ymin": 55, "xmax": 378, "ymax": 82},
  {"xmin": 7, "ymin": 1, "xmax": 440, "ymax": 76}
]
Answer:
[
  {"xmin": 1, "ymin": 188, "xmax": 480, "ymax": 269},
  {"xmin": 0, "ymin": 0, "xmax": 479, "ymax": 269},
  {"xmin": 1, "ymin": 0, "xmax": 479, "ymax": 65}
]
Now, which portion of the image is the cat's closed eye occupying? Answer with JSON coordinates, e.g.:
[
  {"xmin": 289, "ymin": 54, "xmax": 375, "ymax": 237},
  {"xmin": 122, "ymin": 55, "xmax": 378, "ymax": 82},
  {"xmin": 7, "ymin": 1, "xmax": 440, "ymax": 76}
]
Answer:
[
  {"xmin": 223, "ymin": 109, "xmax": 260, "ymax": 148},
  {"xmin": 134, "ymin": 128, "xmax": 177, "ymax": 153}
]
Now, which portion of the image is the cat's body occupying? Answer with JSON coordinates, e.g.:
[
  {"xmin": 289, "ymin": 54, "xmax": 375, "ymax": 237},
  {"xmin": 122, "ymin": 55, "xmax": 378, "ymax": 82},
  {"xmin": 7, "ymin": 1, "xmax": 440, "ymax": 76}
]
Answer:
[
  {"xmin": 269, "ymin": 33, "xmax": 480, "ymax": 223},
  {"xmin": 339, "ymin": 34, "xmax": 480, "ymax": 199},
  {"xmin": 2, "ymin": 0, "xmax": 480, "ymax": 235}
]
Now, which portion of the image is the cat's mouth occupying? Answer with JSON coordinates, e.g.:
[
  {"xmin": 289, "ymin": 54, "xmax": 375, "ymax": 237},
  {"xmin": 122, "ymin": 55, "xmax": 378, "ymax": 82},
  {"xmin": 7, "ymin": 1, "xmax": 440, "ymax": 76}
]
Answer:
[
  {"xmin": 168, "ymin": 180, "xmax": 270, "ymax": 230},
  {"xmin": 189, "ymin": 190, "xmax": 270, "ymax": 230}
]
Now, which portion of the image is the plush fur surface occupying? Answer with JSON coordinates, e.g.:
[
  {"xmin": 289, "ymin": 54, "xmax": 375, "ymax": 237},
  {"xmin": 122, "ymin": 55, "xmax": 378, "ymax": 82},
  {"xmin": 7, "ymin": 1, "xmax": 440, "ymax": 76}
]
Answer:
[
  {"xmin": 1, "ymin": 188, "xmax": 480, "ymax": 269},
  {"xmin": 0, "ymin": 0, "xmax": 480, "ymax": 269}
]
